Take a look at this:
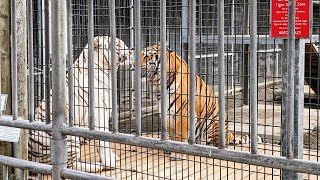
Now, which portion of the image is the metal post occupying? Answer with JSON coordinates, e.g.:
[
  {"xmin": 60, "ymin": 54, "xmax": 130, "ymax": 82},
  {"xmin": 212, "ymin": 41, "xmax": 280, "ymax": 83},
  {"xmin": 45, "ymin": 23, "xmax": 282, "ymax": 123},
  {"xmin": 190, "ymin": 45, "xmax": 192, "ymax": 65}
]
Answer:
[
  {"xmin": 230, "ymin": 0, "xmax": 235, "ymax": 92},
  {"xmin": 45, "ymin": 0, "xmax": 51, "ymax": 124},
  {"xmin": 249, "ymin": 0, "xmax": 258, "ymax": 154},
  {"xmin": 129, "ymin": 0, "xmax": 134, "ymax": 124},
  {"xmin": 27, "ymin": 0, "xmax": 34, "ymax": 122},
  {"xmin": 281, "ymin": 40, "xmax": 304, "ymax": 180},
  {"xmin": 181, "ymin": 0, "xmax": 188, "ymax": 61},
  {"xmin": 10, "ymin": 0, "xmax": 18, "ymax": 120},
  {"xmin": 281, "ymin": 0, "xmax": 302, "ymax": 179},
  {"xmin": 67, "ymin": 0, "xmax": 74, "ymax": 127},
  {"xmin": 275, "ymin": 45, "xmax": 279, "ymax": 77},
  {"xmin": 51, "ymin": 0, "xmax": 67, "ymax": 178},
  {"xmin": 88, "ymin": 0, "xmax": 95, "ymax": 130},
  {"xmin": 3, "ymin": 165, "xmax": 8, "ymax": 180},
  {"xmin": 134, "ymin": 0, "xmax": 142, "ymax": 136},
  {"xmin": 110, "ymin": 0, "xmax": 118, "ymax": 133},
  {"xmin": 293, "ymin": 39, "xmax": 304, "ymax": 179},
  {"xmin": 160, "ymin": 0, "xmax": 167, "ymax": 141},
  {"xmin": 0, "ymin": 51, "xmax": 1, "ymax": 116},
  {"xmin": 218, "ymin": 0, "xmax": 225, "ymax": 148},
  {"xmin": 286, "ymin": 0, "xmax": 295, "ymax": 159},
  {"xmin": 188, "ymin": 0, "xmax": 196, "ymax": 145},
  {"xmin": 243, "ymin": 0, "xmax": 249, "ymax": 105}
]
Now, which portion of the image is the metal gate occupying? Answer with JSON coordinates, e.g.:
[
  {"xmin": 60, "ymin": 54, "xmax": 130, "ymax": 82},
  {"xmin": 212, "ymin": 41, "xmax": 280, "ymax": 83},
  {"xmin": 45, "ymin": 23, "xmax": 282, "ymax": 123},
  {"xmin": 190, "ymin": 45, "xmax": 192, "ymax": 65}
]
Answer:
[{"xmin": 1, "ymin": 0, "xmax": 320, "ymax": 179}]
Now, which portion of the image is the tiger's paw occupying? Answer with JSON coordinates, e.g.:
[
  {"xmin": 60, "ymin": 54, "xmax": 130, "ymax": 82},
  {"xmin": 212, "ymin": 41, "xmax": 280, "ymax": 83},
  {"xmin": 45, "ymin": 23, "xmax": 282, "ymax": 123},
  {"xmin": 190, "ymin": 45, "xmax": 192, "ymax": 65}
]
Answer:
[
  {"xmin": 231, "ymin": 134, "xmax": 263, "ymax": 145},
  {"xmin": 169, "ymin": 152, "xmax": 187, "ymax": 161}
]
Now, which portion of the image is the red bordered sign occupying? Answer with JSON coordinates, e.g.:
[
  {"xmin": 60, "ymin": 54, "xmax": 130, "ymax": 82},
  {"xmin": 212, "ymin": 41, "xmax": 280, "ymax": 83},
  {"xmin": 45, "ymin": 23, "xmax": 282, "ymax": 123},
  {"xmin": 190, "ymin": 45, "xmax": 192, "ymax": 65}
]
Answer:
[{"xmin": 271, "ymin": 0, "xmax": 311, "ymax": 38}]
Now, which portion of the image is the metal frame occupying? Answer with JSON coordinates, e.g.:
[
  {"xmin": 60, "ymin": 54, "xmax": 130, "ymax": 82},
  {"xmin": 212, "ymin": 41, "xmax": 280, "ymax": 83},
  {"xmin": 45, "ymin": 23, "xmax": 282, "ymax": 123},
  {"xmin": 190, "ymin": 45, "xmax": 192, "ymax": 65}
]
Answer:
[{"xmin": 0, "ymin": 0, "xmax": 318, "ymax": 179}]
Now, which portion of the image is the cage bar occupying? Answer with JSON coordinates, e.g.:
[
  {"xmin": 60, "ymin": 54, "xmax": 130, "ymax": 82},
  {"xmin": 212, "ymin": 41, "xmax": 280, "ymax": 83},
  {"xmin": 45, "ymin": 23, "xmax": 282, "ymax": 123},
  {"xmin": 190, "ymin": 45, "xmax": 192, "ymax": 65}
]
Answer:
[
  {"xmin": 51, "ymin": 0, "xmax": 68, "ymax": 178},
  {"xmin": 3, "ymin": 165, "xmax": 8, "ymax": 180},
  {"xmin": 0, "ymin": 155, "xmax": 52, "ymax": 174},
  {"xmin": 88, "ymin": 0, "xmax": 95, "ymax": 130},
  {"xmin": 218, "ymin": 0, "xmax": 225, "ymax": 148},
  {"xmin": 286, "ymin": 0, "xmax": 296, "ymax": 159},
  {"xmin": 59, "ymin": 125, "xmax": 320, "ymax": 175},
  {"xmin": 249, "ymin": 0, "xmax": 258, "ymax": 153},
  {"xmin": 188, "ymin": 0, "xmax": 196, "ymax": 145},
  {"xmin": 27, "ymin": 0, "xmax": 34, "ymax": 122},
  {"xmin": 11, "ymin": 0, "xmax": 18, "ymax": 120},
  {"xmin": 134, "ymin": 0, "xmax": 142, "ymax": 136},
  {"xmin": 110, "ymin": 0, "xmax": 118, "ymax": 133},
  {"xmin": 44, "ymin": 0, "xmax": 51, "ymax": 125},
  {"xmin": 61, "ymin": 169, "xmax": 116, "ymax": 180},
  {"xmin": 160, "ymin": 0, "xmax": 167, "ymax": 141},
  {"xmin": 67, "ymin": 0, "xmax": 74, "ymax": 127}
]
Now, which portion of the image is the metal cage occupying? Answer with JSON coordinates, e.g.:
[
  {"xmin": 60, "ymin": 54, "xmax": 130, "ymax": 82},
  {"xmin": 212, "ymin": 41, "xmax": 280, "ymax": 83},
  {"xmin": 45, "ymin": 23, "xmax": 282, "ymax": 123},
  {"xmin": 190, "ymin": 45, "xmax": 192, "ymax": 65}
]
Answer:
[{"xmin": 1, "ymin": 0, "xmax": 320, "ymax": 179}]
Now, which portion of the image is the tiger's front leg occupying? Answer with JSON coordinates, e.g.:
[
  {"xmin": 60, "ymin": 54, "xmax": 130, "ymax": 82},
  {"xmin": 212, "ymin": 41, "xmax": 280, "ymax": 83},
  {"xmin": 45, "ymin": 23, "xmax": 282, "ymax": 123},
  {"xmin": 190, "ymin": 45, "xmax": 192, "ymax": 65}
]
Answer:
[{"xmin": 167, "ymin": 114, "xmax": 188, "ymax": 160}]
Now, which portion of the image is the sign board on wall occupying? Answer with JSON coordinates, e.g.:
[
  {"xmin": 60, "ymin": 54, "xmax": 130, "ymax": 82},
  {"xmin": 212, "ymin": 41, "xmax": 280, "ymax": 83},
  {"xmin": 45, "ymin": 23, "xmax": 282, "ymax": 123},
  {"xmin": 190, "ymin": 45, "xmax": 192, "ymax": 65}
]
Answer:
[
  {"xmin": 271, "ymin": 0, "xmax": 311, "ymax": 38},
  {"xmin": 0, "ymin": 94, "xmax": 21, "ymax": 143}
]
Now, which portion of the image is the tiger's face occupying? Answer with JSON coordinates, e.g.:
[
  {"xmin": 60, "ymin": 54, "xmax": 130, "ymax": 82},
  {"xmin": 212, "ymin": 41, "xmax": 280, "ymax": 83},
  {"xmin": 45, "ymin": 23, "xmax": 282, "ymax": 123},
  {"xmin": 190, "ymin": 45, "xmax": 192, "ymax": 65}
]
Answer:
[
  {"xmin": 141, "ymin": 45, "xmax": 161, "ymax": 82},
  {"xmin": 78, "ymin": 36, "xmax": 133, "ymax": 68},
  {"xmin": 94, "ymin": 36, "xmax": 133, "ymax": 67}
]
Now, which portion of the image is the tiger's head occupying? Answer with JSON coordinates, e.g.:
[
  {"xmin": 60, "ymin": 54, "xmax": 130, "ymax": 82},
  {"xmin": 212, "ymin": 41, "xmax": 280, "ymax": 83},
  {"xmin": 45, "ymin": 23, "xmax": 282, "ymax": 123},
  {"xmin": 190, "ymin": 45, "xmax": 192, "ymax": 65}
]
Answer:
[
  {"xmin": 94, "ymin": 36, "xmax": 133, "ymax": 67},
  {"xmin": 141, "ymin": 44, "xmax": 162, "ymax": 82},
  {"xmin": 77, "ymin": 36, "xmax": 133, "ymax": 68}
]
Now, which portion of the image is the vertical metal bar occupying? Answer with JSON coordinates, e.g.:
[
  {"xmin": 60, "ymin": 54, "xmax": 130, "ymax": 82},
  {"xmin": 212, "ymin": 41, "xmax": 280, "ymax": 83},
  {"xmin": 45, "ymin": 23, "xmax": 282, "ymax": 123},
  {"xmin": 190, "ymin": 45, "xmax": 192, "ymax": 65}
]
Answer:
[
  {"xmin": 286, "ymin": 0, "xmax": 295, "ymax": 159},
  {"xmin": 110, "ymin": 0, "xmax": 118, "ymax": 133},
  {"xmin": 38, "ymin": 173, "xmax": 44, "ymax": 180},
  {"xmin": 44, "ymin": 0, "xmax": 51, "ymax": 124},
  {"xmin": 249, "ymin": 0, "xmax": 258, "ymax": 154},
  {"xmin": 0, "ymin": 51, "xmax": 1, "ymax": 116},
  {"xmin": 243, "ymin": 0, "xmax": 249, "ymax": 105},
  {"xmin": 51, "ymin": 0, "xmax": 67, "ymax": 178},
  {"xmin": 181, "ymin": 0, "xmax": 188, "ymax": 61},
  {"xmin": 11, "ymin": 0, "xmax": 18, "ymax": 120},
  {"xmin": 160, "ymin": 0, "xmax": 167, "ymax": 141},
  {"xmin": 292, "ymin": 39, "xmax": 304, "ymax": 179},
  {"xmin": 134, "ymin": 0, "xmax": 142, "ymax": 136},
  {"xmin": 218, "ymin": 0, "xmax": 225, "ymax": 148},
  {"xmin": 27, "ymin": 0, "xmax": 34, "ymax": 122},
  {"xmin": 282, "ymin": 40, "xmax": 304, "ymax": 180},
  {"xmin": 275, "ymin": 45, "xmax": 279, "ymax": 77},
  {"xmin": 188, "ymin": 0, "xmax": 196, "ymax": 145},
  {"xmin": 20, "ymin": 170, "xmax": 25, "ymax": 180},
  {"xmin": 67, "ymin": 0, "xmax": 74, "ymax": 127},
  {"xmin": 129, "ymin": 0, "xmax": 134, "ymax": 123},
  {"xmin": 88, "ymin": 0, "xmax": 95, "ymax": 130},
  {"xmin": 3, "ymin": 165, "xmax": 8, "ymax": 180},
  {"xmin": 230, "ymin": 0, "xmax": 235, "ymax": 92}
]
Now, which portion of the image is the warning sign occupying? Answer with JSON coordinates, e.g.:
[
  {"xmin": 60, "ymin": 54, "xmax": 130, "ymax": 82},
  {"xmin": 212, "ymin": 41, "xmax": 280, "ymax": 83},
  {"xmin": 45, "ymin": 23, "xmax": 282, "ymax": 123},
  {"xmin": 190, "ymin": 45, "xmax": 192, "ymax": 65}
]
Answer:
[{"xmin": 271, "ymin": 0, "xmax": 310, "ymax": 38}]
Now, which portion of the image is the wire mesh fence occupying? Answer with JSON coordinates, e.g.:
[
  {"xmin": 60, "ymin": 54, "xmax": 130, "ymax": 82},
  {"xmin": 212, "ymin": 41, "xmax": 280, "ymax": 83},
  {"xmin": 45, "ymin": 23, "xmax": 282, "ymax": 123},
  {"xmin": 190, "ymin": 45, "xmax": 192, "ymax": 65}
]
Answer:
[{"xmin": 1, "ymin": 0, "xmax": 320, "ymax": 179}]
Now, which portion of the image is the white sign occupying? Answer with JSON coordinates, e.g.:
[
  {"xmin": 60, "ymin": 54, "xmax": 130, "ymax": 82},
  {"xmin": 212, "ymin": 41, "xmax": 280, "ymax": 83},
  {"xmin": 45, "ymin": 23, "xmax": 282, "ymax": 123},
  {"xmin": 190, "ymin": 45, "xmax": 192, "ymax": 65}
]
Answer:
[
  {"xmin": 0, "ymin": 94, "xmax": 20, "ymax": 143},
  {"xmin": 1, "ymin": 94, "xmax": 8, "ymax": 112},
  {"xmin": 0, "ymin": 126, "xmax": 21, "ymax": 143}
]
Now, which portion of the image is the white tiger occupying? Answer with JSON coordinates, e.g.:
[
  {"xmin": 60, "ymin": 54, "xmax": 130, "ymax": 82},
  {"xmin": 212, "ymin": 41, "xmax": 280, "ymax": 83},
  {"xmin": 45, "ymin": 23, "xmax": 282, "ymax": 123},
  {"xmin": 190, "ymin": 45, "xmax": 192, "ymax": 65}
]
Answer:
[{"xmin": 29, "ymin": 36, "xmax": 132, "ymax": 172}]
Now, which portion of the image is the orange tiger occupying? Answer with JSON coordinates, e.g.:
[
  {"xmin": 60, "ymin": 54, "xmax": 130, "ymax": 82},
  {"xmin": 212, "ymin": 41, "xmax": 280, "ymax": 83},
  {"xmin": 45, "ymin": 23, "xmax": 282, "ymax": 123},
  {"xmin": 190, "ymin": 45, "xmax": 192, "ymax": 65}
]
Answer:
[{"xmin": 140, "ymin": 44, "xmax": 257, "ymax": 159}]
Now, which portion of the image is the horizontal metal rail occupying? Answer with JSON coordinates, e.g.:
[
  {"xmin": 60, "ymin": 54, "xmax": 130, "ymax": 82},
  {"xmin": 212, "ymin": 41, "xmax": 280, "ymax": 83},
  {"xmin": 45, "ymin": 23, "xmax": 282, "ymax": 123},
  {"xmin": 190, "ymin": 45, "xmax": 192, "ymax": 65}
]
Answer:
[
  {"xmin": 187, "ymin": 34, "xmax": 320, "ymax": 45},
  {"xmin": 1, "ymin": 116, "xmax": 320, "ymax": 175},
  {"xmin": 0, "ymin": 155, "xmax": 52, "ymax": 175},
  {"xmin": 58, "ymin": 126, "xmax": 320, "ymax": 175},
  {"xmin": 0, "ymin": 155, "xmax": 115, "ymax": 180},
  {"xmin": 61, "ymin": 169, "xmax": 115, "ymax": 180},
  {"xmin": 0, "ymin": 116, "xmax": 52, "ymax": 132}
]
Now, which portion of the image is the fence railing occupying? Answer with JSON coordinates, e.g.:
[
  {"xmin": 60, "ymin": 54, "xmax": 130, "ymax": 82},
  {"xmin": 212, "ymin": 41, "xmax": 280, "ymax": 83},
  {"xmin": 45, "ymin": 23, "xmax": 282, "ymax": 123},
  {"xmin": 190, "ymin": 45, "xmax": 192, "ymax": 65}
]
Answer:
[{"xmin": 0, "ymin": 0, "xmax": 319, "ymax": 179}]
